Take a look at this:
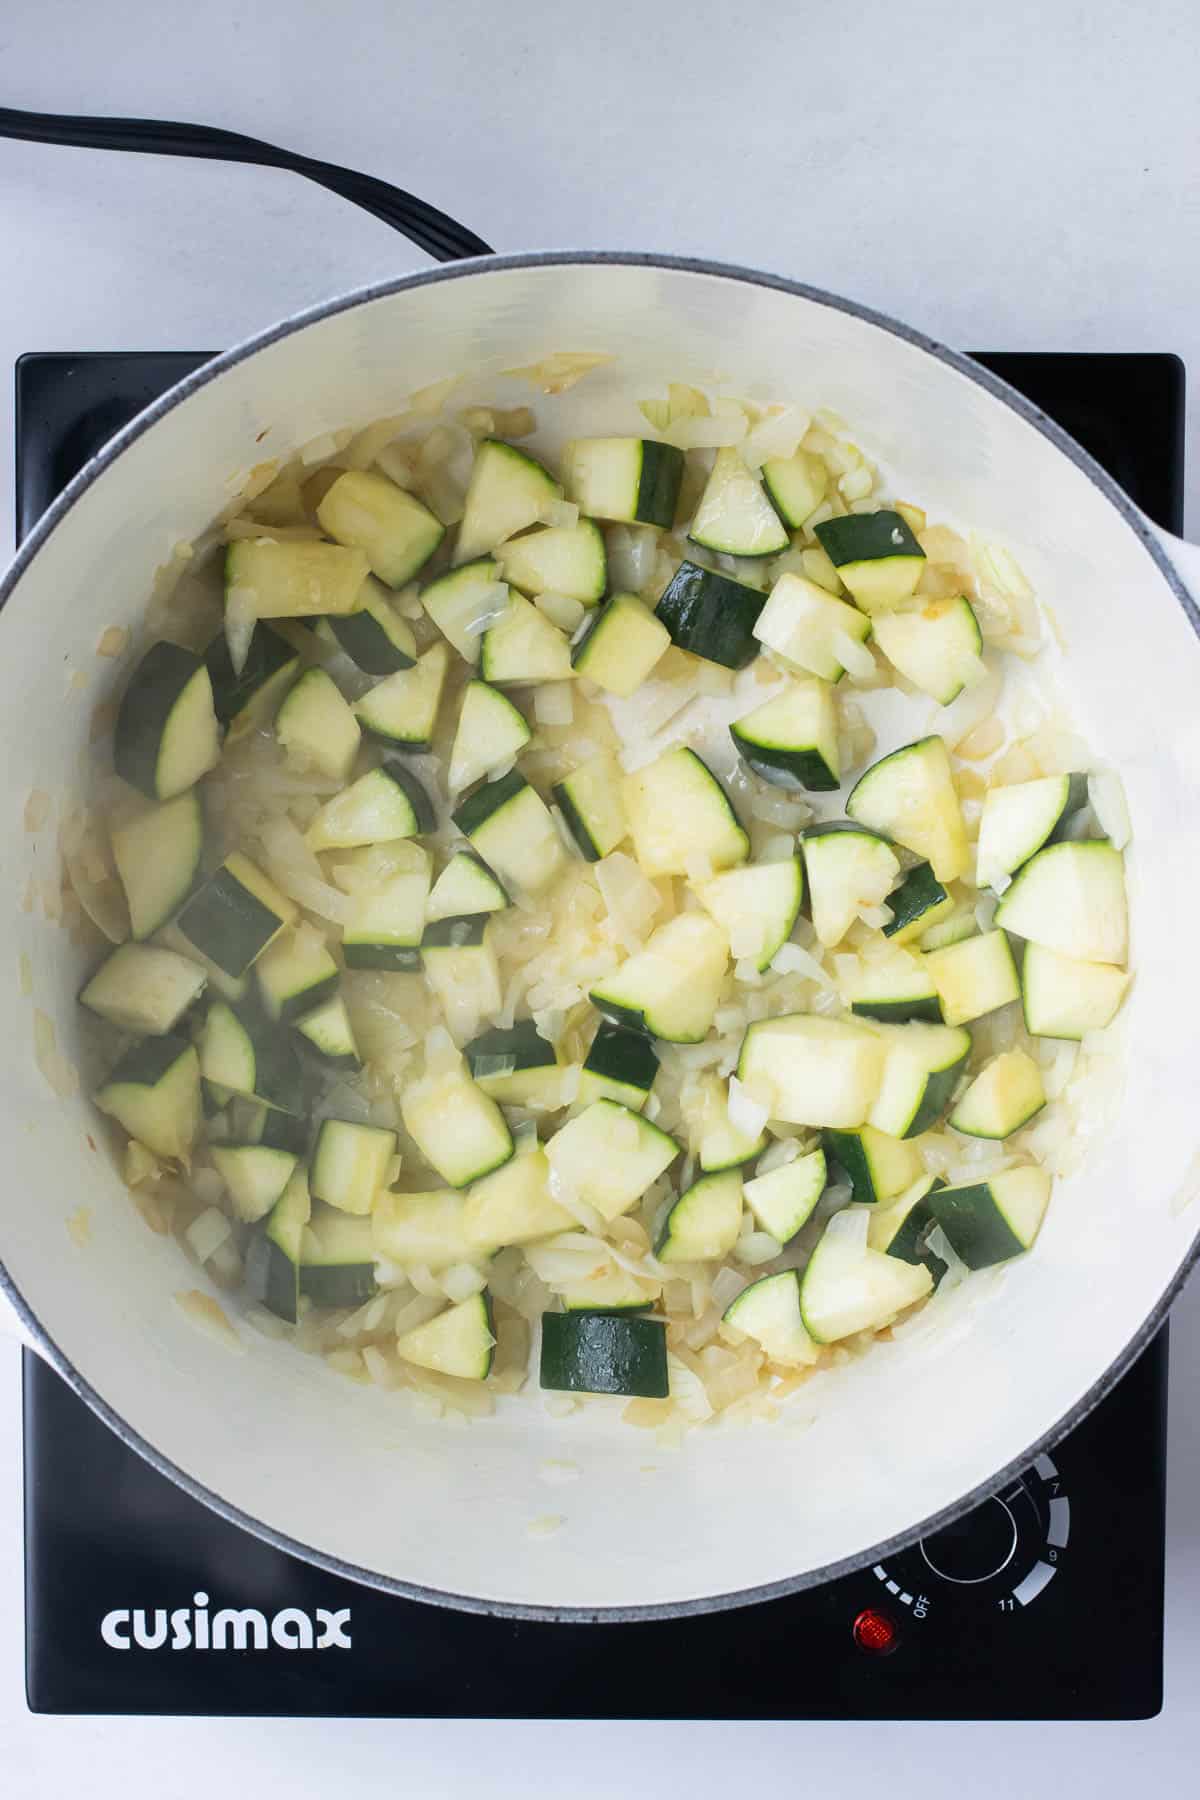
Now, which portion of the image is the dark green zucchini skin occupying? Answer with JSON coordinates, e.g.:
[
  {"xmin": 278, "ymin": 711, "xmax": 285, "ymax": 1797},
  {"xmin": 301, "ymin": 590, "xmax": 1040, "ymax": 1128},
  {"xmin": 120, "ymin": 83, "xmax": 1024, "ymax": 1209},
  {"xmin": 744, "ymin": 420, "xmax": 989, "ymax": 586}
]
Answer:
[
  {"xmin": 655, "ymin": 561, "xmax": 764, "ymax": 669},
  {"xmin": 381, "ymin": 759, "xmax": 436, "ymax": 834},
  {"xmin": 300, "ymin": 1261, "xmax": 379, "ymax": 1307},
  {"xmin": 245, "ymin": 1234, "xmax": 301, "ymax": 1324},
  {"xmin": 421, "ymin": 915, "xmax": 489, "ymax": 951},
  {"xmin": 851, "ymin": 994, "xmax": 944, "ymax": 1025},
  {"xmin": 176, "ymin": 870, "xmax": 282, "ymax": 977},
  {"xmin": 539, "ymin": 1312, "xmax": 669, "ymax": 1396},
  {"xmin": 452, "ymin": 769, "xmax": 527, "ymax": 836},
  {"xmin": 342, "ymin": 942, "xmax": 423, "ymax": 972},
  {"xmin": 114, "ymin": 642, "xmax": 210, "ymax": 798},
  {"xmin": 882, "ymin": 862, "xmax": 949, "ymax": 938},
  {"xmin": 103, "ymin": 1032, "xmax": 193, "ymax": 1091},
  {"xmin": 583, "ymin": 1023, "xmax": 659, "ymax": 1094},
  {"xmin": 636, "ymin": 441, "xmax": 685, "ymax": 527},
  {"xmin": 884, "ymin": 1178, "xmax": 949, "ymax": 1285},
  {"xmin": 731, "ymin": 729, "xmax": 839, "ymax": 793},
  {"xmin": 552, "ymin": 780, "xmax": 601, "ymax": 860},
  {"xmin": 204, "ymin": 623, "xmax": 297, "ymax": 725},
  {"xmin": 325, "ymin": 610, "xmax": 415, "ymax": 676},
  {"xmin": 465, "ymin": 1020, "xmax": 554, "ymax": 1081},
  {"xmin": 815, "ymin": 508, "xmax": 924, "ymax": 567}
]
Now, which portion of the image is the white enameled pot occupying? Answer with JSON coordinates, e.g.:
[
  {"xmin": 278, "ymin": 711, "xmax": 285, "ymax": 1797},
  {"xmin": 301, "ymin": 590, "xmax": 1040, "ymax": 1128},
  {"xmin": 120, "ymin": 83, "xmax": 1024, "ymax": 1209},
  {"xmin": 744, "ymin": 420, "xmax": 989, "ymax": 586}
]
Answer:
[{"xmin": 2, "ymin": 254, "xmax": 1199, "ymax": 1621}]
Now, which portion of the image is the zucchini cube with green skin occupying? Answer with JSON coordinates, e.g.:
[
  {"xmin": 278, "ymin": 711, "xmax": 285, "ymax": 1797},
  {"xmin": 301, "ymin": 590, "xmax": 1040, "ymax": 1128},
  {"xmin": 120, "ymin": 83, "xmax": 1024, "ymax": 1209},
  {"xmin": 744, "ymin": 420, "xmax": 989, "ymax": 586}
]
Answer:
[
  {"xmin": 802, "ymin": 824, "xmax": 900, "ymax": 950},
  {"xmin": 698, "ymin": 1081, "xmax": 767, "ymax": 1172},
  {"xmin": 847, "ymin": 736, "xmax": 969, "ymax": 883},
  {"xmin": 274, "ymin": 667, "xmax": 362, "ymax": 782},
  {"xmin": 426, "ymin": 851, "xmax": 508, "ymax": 922},
  {"xmin": 847, "ymin": 956, "xmax": 943, "ymax": 1024},
  {"xmin": 590, "ymin": 913, "xmax": 729, "ymax": 1044},
  {"xmin": 294, "ymin": 993, "xmax": 361, "ymax": 1070},
  {"xmin": 742, "ymin": 1149, "xmax": 827, "ymax": 1244},
  {"xmin": 464, "ymin": 1020, "xmax": 563, "ymax": 1109},
  {"xmin": 112, "ymin": 789, "xmax": 205, "ymax": 942},
  {"xmin": 496, "ymin": 517, "xmax": 607, "ymax": 605},
  {"xmin": 421, "ymin": 916, "xmax": 503, "ymax": 1023},
  {"xmin": 577, "ymin": 1022, "xmax": 659, "ymax": 1111},
  {"xmin": 311, "ymin": 1118, "xmax": 397, "ymax": 1216},
  {"xmin": 316, "ymin": 469, "xmax": 445, "ymax": 588},
  {"xmin": 204, "ymin": 621, "xmax": 299, "ymax": 728},
  {"xmin": 866, "ymin": 1021, "xmax": 972, "ymax": 1138},
  {"xmin": 923, "ymin": 929, "xmax": 1020, "ymax": 1026},
  {"xmin": 397, "ymin": 1293, "xmax": 496, "ymax": 1381},
  {"xmin": 456, "ymin": 440, "xmax": 561, "ymax": 564},
  {"xmin": 211, "ymin": 1143, "xmax": 298, "ymax": 1223},
  {"xmin": 545, "ymin": 1099, "xmax": 678, "ymax": 1223},
  {"xmin": 321, "ymin": 577, "xmax": 417, "ymax": 674},
  {"xmin": 461, "ymin": 1148, "xmax": 576, "ymax": 1248},
  {"xmin": 760, "ymin": 448, "xmax": 828, "ymax": 529},
  {"xmin": 571, "ymin": 592, "xmax": 671, "ymax": 696},
  {"xmin": 563, "ymin": 437, "xmax": 684, "ymax": 529},
  {"xmin": 553, "ymin": 752, "xmax": 627, "ymax": 861},
  {"xmin": 371, "ymin": 1188, "xmax": 480, "ymax": 1269},
  {"xmin": 622, "ymin": 746, "xmax": 748, "ymax": 879},
  {"xmin": 114, "ymin": 642, "xmax": 221, "ymax": 802},
  {"xmin": 822, "ymin": 1125, "xmax": 924, "ymax": 1204},
  {"xmin": 723, "ymin": 1270, "xmax": 817, "ymax": 1367},
  {"xmin": 814, "ymin": 509, "xmax": 926, "ymax": 615},
  {"xmin": 928, "ymin": 1165, "xmax": 1052, "ymax": 1269},
  {"xmin": 1020, "ymin": 942, "xmax": 1129, "ymax": 1039},
  {"xmin": 800, "ymin": 1209, "xmax": 933, "ymax": 1342},
  {"xmin": 94, "ymin": 1035, "xmax": 202, "ymax": 1163},
  {"xmin": 873, "ymin": 596, "xmax": 985, "ymax": 704},
  {"xmin": 539, "ymin": 1312, "xmax": 668, "ymax": 1398},
  {"xmin": 974, "ymin": 773, "xmax": 1088, "ymax": 890},
  {"xmin": 401, "ymin": 1063, "xmax": 513, "ymax": 1189},
  {"xmin": 882, "ymin": 862, "xmax": 954, "ymax": 945},
  {"xmin": 752, "ymin": 573, "xmax": 872, "ymax": 683},
  {"xmin": 919, "ymin": 909, "xmax": 978, "ymax": 951},
  {"xmin": 254, "ymin": 925, "xmax": 339, "ymax": 1023},
  {"xmin": 200, "ymin": 1002, "xmax": 306, "ymax": 1115},
  {"xmin": 689, "ymin": 449, "xmax": 790, "ymax": 558},
  {"xmin": 693, "ymin": 860, "xmax": 805, "ymax": 977},
  {"xmin": 738, "ymin": 1015, "xmax": 886, "ymax": 1129},
  {"xmin": 558, "ymin": 1267, "xmax": 658, "ymax": 1312},
  {"xmin": 176, "ymin": 851, "xmax": 297, "ymax": 978},
  {"xmin": 448, "ymin": 681, "xmax": 531, "ymax": 795},
  {"xmin": 994, "ymin": 839, "xmax": 1128, "ymax": 966},
  {"xmin": 353, "ymin": 640, "xmax": 450, "ymax": 752},
  {"xmin": 655, "ymin": 560, "xmax": 766, "ymax": 670},
  {"xmin": 342, "ymin": 860, "xmax": 430, "ymax": 971},
  {"xmin": 950, "ymin": 1049, "xmax": 1045, "ymax": 1139},
  {"xmin": 656, "ymin": 1170, "xmax": 744, "ymax": 1263},
  {"xmin": 420, "ymin": 559, "xmax": 504, "ymax": 663},
  {"xmin": 225, "ymin": 538, "xmax": 371, "ymax": 617},
  {"xmin": 730, "ymin": 679, "xmax": 840, "ymax": 793},
  {"xmin": 245, "ymin": 1165, "xmax": 310, "ymax": 1323},
  {"xmin": 79, "ymin": 942, "xmax": 207, "ymax": 1036},
  {"xmin": 453, "ymin": 770, "xmax": 567, "ymax": 896},
  {"xmin": 306, "ymin": 760, "xmax": 435, "ymax": 851},
  {"xmin": 300, "ymin": 1205, "xmax": 378, "ymax": 1308},
  {"xmin": 480, "ymin": 591, "xmax": 575, "ymax": 685},
  {"xmin": 867, "ymin": 1174, "xmax": 949, "ymax": 1286}
]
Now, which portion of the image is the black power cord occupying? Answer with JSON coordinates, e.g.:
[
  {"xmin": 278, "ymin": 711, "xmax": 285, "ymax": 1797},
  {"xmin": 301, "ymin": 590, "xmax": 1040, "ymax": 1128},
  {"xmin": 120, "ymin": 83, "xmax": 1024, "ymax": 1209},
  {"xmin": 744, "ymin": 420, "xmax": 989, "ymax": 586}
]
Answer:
[{"xmin": 0, "ymin": 105, "xmax": 493, "ymax": 264}]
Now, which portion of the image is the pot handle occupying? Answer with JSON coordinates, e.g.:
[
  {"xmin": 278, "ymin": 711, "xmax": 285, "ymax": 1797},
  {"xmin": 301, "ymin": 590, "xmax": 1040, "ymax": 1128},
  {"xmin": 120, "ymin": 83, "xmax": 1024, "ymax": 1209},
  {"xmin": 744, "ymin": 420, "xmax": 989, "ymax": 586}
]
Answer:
[{"xmin": 0, "ymin": 105, "xmax": 493, "ymax": 264}]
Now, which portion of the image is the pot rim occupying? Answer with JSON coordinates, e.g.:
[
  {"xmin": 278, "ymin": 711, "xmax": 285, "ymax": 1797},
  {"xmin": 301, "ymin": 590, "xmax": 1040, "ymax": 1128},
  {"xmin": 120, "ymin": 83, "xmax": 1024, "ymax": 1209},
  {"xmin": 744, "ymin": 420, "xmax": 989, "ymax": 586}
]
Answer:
[{"xmin": 1, "ymin": 248, "xmax": 1197, "ymax": 1624}]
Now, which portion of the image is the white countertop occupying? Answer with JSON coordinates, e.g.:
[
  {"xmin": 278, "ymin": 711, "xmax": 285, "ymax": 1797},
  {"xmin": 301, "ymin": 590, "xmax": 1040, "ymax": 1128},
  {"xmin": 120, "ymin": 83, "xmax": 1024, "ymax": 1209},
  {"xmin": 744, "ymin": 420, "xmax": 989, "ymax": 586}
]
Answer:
[{"xmin": 4, "ymin": 0, "xmax": 1200, "ymax": 1790}]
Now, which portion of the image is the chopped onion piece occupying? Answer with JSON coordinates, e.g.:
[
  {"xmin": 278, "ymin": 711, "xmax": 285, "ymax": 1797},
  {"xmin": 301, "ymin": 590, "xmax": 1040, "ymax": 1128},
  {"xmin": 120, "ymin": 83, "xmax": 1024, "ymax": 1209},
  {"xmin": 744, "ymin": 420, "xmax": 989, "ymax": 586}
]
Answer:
[
  {"xmin": 534, "ymin": 682, "xmax": 575, "ymax": 725},
  {"xmin": 831, "ymin": 628, "xmax": 876, "ymax": 681},
  {"xmin": 537, "ymin": 499, "xmax": 579, "ymax": 529},
  {"xmin": 1088, "ymin": 770, "xmax": 1130, "ymax": 850},
  {"xmin": 185, "ymin": 1207, "xmax": 234, "ymax": 1266},
  {"xmin": 727, "ymin": 1076, "xmax": 768, "ymax": 1140},
  {"xmin": 223, "ymin": 585, "xmax": 259, "ymax": 676}
]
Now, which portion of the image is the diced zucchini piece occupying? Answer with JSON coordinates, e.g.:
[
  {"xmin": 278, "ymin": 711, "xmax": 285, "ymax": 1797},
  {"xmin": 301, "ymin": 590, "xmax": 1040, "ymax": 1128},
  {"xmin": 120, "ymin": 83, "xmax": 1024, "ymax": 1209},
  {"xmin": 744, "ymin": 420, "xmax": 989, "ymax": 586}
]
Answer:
[
  {"xmin": 867, "ymin": 1173, "xmax": 948, "ymax": 1285},
  {"xmin": 225, "ymin": 538, "xmax": 370, "ymax": 617},
  {"xmin": 310, "ymin": 1117, "xmax": 396, "ymax": 1216},
  {"xmin": 176, "ymin": 851, "xmax": 296, "ymax": 977},
  {"xmin": 563, "ymin": 438, "xmax": 684, "ymax": 528},
  {"xmin": 401, "ymin": 1063, "xmax": 513, "ymax": 1188},
  {"xmin": 300, "ymin": 1204, "xmax": 378, "ymax": 1308},
  {"xmin": 462, "ymin": 1148, "xmax": 575, "ymax": 1248},
  {"xmin": 545, "ymin": 1099, "xmax": 678, "ymax": 1222},
  {"xmin": 453, "ymin": 770, "xmax": 567, "ymax": 895},
  {"xmin": 689, "ymin": 448, "xmax": 789, "ymax": 557},
  {"xmin": 294, "ymin": 993, "xmax": 361, "ymax": 1069},
  {"xmin": 737, "ymin": 1015, "xmax": 886, "ymax": 1128},
  {"xmin": 571, "ymin": 592, "xmax": 670, "ymax": 696},
  {"xmin": 923, "ymin": 929, "xmax": 1019, "ymax": 1026},
  {"xmin": 274, "ymin": 667, "xmax": 361, "ymax": 781},
  {"xmin": 397, "ymin": 1293, "xmax": 495, "ymax": 1381},
  {"xmin": 211, "ymin": 1143, "xmax": 297, "ymax": 1223},
  {"xmin": 553, "ymin": 753, "xmax": 627, "ymax": 861},
  {"xmin": 752, "ymin": 573, "xmax": 872, "ymax": 683},
  {"xmin": 800, "ymin": 1209, "xmax": 933, "ymax": 1341},
  {"xmin": 497, "ymin": 518, "xmax": 607, "ymax": 605},
  {"xmin": 421, "ymin": 916, "xmax": 502, "ymax": 1021},
  {"xmin": 723, "ymin": 1269, "xmax": 817, "ymax": 1366},
  {"xmin": 426, "ymin": 851, "xmax": 508, "ymax": 921},
  {"xmin": 975, "ymin": 773, "xmax": 1088, "ymax": 889},
  {"xmin": 693, "ymin": 857, "xmax": 804, "ymax": 974},
  {"xmin": 204, "ymin": 621, "xmax": 299, "ymax": 728},
  {"xmin": 929, "ymin": 1165, "xmax": 1052, "ymax": 1268},
  {"xmin": 578, "ymin": 1022, "xmax": 659, "ymax": 1111},
  {"xmin": 242, "ymin": 1103, "xmax": 309, "ymax": 1156},
  {"xmin": 822, "ymin": 1125, "xmax": 923, "ymax": 1204},
  {"xmin": 1020, "ymin": 942, "xmax": 1130, "ymax": 1039},
  {"xmin": 371, "ymin": 1188, "xmax": 479, "ymax": 1268},
  {"xmin": 950, "ymin": 1049, "xmax": 1045, "ymax": 1138},
  {"xmin": 457, "ymin": 440, "xmax": 561, "ymax": 564},
  {"xmin": 254, "ymin": 924, "xmax": 339, "ymax": 1022},
  {"xmin": 655, "ymin": 559, "xmax": 765, "ymax": 670},
  {"xmin": 112, "ymin": 790, "xmax": 204, "ymax": 941},
  {"xmin": 306, "ymin": 760, "xmax": 434, "ymax": 851},
  {"xmin": 698, "ymin": 1092, "xmax": 767, "ymax": 1173},
  {"xmin": 882, "ymin": 862, "xmax": 954, "ymax": 944},
  {"xmin": 353, "ymin": 641, "xmax": 449, "ymax": 751},
  {"xmin": 589, "ymin": 913, "xmax": 729, "ymax": 1043},
  {"xmin": 623, "ymin": 747, "xmax": 748, "ymax": 879},
  {"xmin": 342, "ymin": 861, "xmax": 430, "ymax": 971},
  {"xmin": 199, "ymin": 1001, "xmax": 305, "ymax": 1114},
  {"xmin": 114, "ymin": 642, "xmax": 220, "ymax": 802},
  {"xmin": 866, "ymin": 1021, "xmax": 972, "ymax": 1138},
  {"xmin": 995, "ymin": 839, "xmax": 1127, "ymax": 966},
  {"xmin": 557, "ymin": 1267, "xmax": 658, "ymax": 1313},
  {"xmin": 245, "ymin": 1165, "xmax": 310, "ymax": 1323},
  {"xmin": 730, "ymin": 679, "xmax": 840, "ymax": 792},
  {"xmin": 803, "ymin": 823, "xmax": 900, "ymax": 949},
  {"xmin": 539, "ymin": 1311, "xmax": 668, "ymax": 1397},
  {"xmin": 847, "ymin": 955, "xmax": 943, "ymax": 1024},
  {"xmin": 158, "ymin": 924, "xmax": 247, "ymax": 1003},
  {"xmin": 322, "ymin": 577, "xmax": 417, "ymax": 674},
  {"xmin": 420, "ymin": 559, "xmax": 505, "ymax": 664},
  {"xmin": 743, "ymin": 1149, "xmax": 827, "ymax": 1243},
  {"xmin": 814, "ymin": 510, "xmax": 926, "ymax": 614},
  {"xmin": 847, "ymin": 736, "xmax": 969, "ymax": 882},
  {"xmin": 919, "ymin": 909, "xmax": 978, "ymax": 951},
  {"xmin": 316, "ymin": 469, "xmax": 444, "ymax": 587},
  {"xmin": 448, "ymin": 681, "xmax": 531, "ymax": 794},
  {"xmin": 873, "ymin": 596, "xmax": 985, "ymax": 704},
  {"xmin": 94, "ymin": 1035, "xmax": 201, "ymax": 1162},
  {"xmin": 79, "ymin": 942, "xmax": 206, "ymax": 1035},
  {"xmin": 480, "ymin": 591, "xmax": 575, "ymax": 685},
  {"xmin": 656, "ymin": 1170, "xmax": 743, "ymax": 1262},
  {"xmin": 760, "ymin": 448, "xmax": 828, "ymax": 528},
  {"xmin": 464, "ymin": 1020, "xmax": 563, "ymax": 1108}
]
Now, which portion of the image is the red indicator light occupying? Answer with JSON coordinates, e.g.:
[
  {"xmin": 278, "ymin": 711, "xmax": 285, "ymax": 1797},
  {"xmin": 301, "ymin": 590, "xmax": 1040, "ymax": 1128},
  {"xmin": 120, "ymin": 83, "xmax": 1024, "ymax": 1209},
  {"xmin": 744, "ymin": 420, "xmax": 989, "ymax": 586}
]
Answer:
[{"xmin": 853, "ymin": 1607, "xmax": 899, "ymax": 1655}]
